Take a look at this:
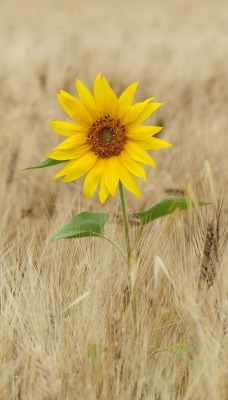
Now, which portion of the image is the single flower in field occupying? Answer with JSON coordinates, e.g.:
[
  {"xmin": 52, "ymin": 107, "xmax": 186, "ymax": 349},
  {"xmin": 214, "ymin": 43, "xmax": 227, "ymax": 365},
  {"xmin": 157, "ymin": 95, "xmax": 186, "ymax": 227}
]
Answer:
[{"xmin": 47, "ymin": 73, "xmax": 172, "ymax": 203}]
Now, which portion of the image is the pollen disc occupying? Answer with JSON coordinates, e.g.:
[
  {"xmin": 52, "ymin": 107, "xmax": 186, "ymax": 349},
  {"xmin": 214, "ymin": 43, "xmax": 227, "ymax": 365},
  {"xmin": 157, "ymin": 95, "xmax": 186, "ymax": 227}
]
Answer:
[{"xmin": 87, "ymin": 115, "xmax": 126, "ymax": 158}]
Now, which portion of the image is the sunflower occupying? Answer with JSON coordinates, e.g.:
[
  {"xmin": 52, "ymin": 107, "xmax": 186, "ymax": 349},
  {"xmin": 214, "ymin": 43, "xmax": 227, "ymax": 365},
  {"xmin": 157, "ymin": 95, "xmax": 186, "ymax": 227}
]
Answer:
[{"xmin": 47, "ymin": 73, "xmax": 172, "ymax": 203}]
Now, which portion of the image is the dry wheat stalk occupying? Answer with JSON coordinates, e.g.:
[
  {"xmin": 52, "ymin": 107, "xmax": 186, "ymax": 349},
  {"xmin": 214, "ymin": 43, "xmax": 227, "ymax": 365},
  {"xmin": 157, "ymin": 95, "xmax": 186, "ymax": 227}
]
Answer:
[
  {"xmin": 199, "ymin": 191, "xmax": 228, "ymax": 290},
  {"xmin": 31, "ymin": 345, "xmax": 62, "ymax": 400},
  {"xmin": 199, "ymin": 219, "xmax": 218, "ymax": 288}
]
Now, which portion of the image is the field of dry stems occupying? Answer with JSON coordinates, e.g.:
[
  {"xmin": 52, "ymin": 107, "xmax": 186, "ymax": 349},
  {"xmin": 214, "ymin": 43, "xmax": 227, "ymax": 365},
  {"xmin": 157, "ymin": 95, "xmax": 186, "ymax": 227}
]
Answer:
[{"xmin": 1, "ymin": 0, "xmax": 228, "ymax": 399}]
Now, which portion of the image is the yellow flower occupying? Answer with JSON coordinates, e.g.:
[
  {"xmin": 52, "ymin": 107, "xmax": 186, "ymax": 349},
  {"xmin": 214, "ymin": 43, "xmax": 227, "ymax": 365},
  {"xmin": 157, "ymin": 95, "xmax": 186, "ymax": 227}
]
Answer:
[{"xmin": 47, "ymin": 73, "xmax": 172, "ymax": 203}]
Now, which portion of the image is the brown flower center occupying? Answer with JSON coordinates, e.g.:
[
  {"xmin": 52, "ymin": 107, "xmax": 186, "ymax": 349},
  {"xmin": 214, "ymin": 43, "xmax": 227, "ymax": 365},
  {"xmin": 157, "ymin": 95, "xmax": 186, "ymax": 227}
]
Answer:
[{"xmin": 87, "ymin": 115, "xmax": 126, "ymax": 158}]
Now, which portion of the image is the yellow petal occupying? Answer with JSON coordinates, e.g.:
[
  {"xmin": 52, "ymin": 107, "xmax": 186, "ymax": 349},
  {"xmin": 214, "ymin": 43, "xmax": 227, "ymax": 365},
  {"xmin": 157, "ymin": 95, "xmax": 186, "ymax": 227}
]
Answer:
[
  {"xmin": 93, "ymin": 72, "xmax": 106, "ymax": 115},
  {"xmin": 125, "ymin": 141, "xmax": 156, "ymax": 168},
  {"xmin": 136, "ymin": 137, "xmax": 173, "ymax": 150},
  {"xmin": 47, "ymin": 134, "xmax": 88, "ymax": 159},
  {"xmin": 119, "ymin": 162, "xmax": 140, "ymax": 198},
  {"xmin": 99, "ymin": 173, "xmax": 110, "ymax": 204},
  {"xmin": 48, "ymin": 143, "xmax": 90, "ymax": 160},
  {"xmin": 119, "ymin": 82, "xmax": 138, "ymax": 108},
  {"xmin": 50, "ymin": 134, "xmax": 87, "ymax": 150},
  {"xmin": 83, "ymin": 158, "xmax": 104, "ymax": 199},
  {"xmin": 76, "ymin": 79, "xmax": 95, "ymax": 106},
  {"xmin": 121, "ymin": 98, "xmax": 154, "ymax": 125},
  {"xmin": 126, "ymin": 125, "xmax": 163, "ymax": 140},
  {"xmin": 50, "ymin": 120, "xmax": 88, "ymax": 136},
  {"xmin": 118, "ymin": 82, "xmax": 139, "ymax": 121},
  {"xmin": 102, "ymin": 76, "xmax": 119, "ymax": 118},
  {"xmin": 54, "ymin": 152, "xmax": 97, "ymax": 182},
  {"xmin": 57, "ymin": 91, "xmax": 93, "ymax": 127},
  {"xmin": 121, "ymin": 150, "xmax": 146, "ymax": 182},
  {"xmin": 128, "ymin": 103, "xmax": 162, "ymax": 127},
  {"xmin": 76, "ymin": 79, "xmax": 99, "ymax": 119},
  {"xmin": 105, "ymin": 157, "xmax": 120, "ymax": 196}
]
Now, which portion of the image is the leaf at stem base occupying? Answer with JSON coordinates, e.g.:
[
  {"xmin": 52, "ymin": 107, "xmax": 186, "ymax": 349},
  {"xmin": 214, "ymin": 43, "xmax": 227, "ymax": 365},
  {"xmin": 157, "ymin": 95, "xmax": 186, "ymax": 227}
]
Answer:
[
  {"xmin": 49, "ymin": 211, "xmax": 110, "ymax": 241},
  {"xmin": 134, "ymin": 197, "xmax": 212, "ymax": 226}
]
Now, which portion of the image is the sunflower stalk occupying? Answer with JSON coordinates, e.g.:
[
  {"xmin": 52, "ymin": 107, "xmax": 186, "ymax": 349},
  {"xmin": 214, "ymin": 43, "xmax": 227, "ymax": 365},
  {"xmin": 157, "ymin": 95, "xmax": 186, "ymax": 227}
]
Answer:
[
  {"xmin": 118, "ymin": 181, "xmax": 138, "ymax": 332},
  {"xmin": 118, "ymin": 181, "xmax": 132, "ymax": 268}
]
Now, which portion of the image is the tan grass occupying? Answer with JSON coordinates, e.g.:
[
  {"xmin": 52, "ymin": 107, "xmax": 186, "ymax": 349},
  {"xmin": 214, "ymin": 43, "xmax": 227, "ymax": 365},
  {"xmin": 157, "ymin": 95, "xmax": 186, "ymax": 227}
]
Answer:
[{"xmin": 1, "ymin": 0, "xmax": 228, "ymax": 398}]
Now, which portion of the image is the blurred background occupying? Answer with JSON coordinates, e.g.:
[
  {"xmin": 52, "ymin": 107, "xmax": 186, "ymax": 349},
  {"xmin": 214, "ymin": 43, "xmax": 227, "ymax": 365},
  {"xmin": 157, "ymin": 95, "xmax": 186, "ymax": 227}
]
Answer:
[
  {"xmin": 1, "ymin": 0, "xmax": 228, "ymax": 229},
  {"xmin": 1, "ymin": 3, "xmax": 228, "ymax": 398}
]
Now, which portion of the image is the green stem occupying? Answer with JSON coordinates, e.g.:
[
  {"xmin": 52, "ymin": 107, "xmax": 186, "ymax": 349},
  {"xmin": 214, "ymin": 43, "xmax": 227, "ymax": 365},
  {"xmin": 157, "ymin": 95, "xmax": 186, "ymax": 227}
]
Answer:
[
  {"xmin": 118, "ymin": 182, "xmax": 138, "ymax": 335},
  {"xmin": 118, "ymin": 181, "xmax": 131, "ymax": 266}
]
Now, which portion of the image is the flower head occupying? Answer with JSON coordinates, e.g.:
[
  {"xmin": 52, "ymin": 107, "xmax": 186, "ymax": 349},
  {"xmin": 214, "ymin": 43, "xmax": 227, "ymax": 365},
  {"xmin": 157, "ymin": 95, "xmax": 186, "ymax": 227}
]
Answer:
[{"xmin": 48, "ymin": 73, "xmax": 172, "ymax": 203}]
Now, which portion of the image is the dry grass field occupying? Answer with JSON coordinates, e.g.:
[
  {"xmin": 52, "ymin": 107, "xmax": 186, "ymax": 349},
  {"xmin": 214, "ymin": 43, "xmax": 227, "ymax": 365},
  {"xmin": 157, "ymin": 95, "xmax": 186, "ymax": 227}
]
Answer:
[{"xmin": 1, "ymin": 0, "xmax": 228, "ymax": 399}]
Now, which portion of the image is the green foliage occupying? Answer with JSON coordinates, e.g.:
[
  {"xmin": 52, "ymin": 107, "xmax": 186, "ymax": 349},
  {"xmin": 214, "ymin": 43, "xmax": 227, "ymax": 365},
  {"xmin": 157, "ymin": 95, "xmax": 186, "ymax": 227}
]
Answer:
[
  {"xmin": 169, "ymin": 343, "xmax": 207, "ymax": 376},
  {"xmin": 169, "ymin": 343, "xmax": 191, "ymax": 364},
  {"xmin": 24, "ymin": 158, "xmax": 68, "ymax": 170},
  {"xmin": 49, "ymin": 211, "xmax": 110, "ymax": 241},
  {"xmin": 87, "ymin": 343, "xmax": 108, "ymax": 360},
  {"xmin": 135, "ymin": 197, "xmax": 211, "ymax": 226}
]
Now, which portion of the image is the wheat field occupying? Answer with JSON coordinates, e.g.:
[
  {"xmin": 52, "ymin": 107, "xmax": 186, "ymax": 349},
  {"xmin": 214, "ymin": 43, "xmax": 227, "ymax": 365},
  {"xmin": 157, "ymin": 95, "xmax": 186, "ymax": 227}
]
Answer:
[{"xmin": 1, "ymin": 0, "xmax": 228, "ymax": 399}]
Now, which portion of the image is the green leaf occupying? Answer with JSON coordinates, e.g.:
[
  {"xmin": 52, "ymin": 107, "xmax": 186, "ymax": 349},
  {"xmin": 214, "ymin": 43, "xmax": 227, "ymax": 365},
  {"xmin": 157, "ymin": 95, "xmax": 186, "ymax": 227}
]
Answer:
[
  {"xmin": 169, "ymin": 343, "xmax": 191, "ymax": 364},
  {"xmin": 135, "ymin": 197, "xmax": 212, "ymax": 226},
  {"xmin": 49, "ymin": 211, "xmax": 110, "ymax": 241},
  {"xmin": 87, "ymin": 343, "xmax": 108, "ymax": 361},
  {"xmin": 24, "ymin": 158, "xmax": 68, "ymax": 170}
]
